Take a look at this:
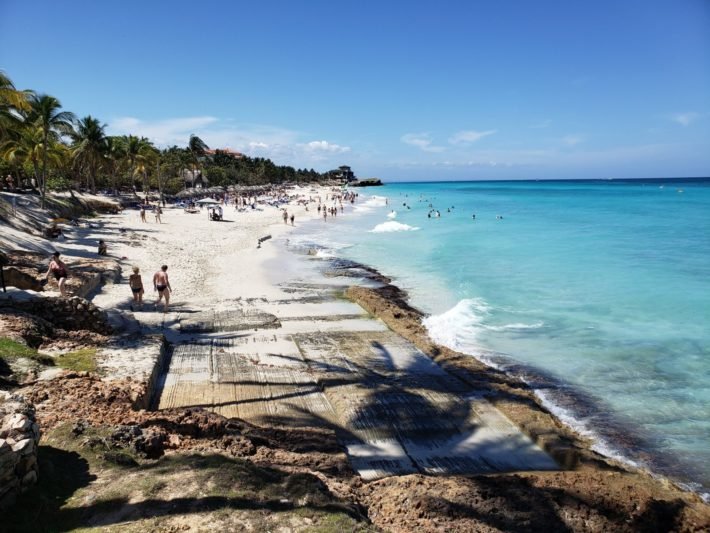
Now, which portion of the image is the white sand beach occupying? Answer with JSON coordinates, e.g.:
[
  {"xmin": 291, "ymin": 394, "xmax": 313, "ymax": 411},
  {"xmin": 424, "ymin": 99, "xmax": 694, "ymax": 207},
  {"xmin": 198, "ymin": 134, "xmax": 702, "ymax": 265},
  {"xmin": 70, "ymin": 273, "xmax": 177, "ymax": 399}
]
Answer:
[{"xmin": 28, "ymin": 187, "xmax": 329, "ymax": 306}]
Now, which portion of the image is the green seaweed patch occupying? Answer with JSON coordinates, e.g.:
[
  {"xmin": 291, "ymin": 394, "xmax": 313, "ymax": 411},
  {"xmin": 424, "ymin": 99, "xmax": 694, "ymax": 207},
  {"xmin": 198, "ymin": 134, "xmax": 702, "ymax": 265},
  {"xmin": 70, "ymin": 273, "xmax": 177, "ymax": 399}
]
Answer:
[
  {"xmin": 0, "ymin": 337, "xmax": 38, "ymax": 358},
  {"xmin": 55, "ymin": 347, "xmax": 98, "ymax": 372},
  {"xmin": 0, "ymin": 337, "xmax": 53, "ymax": 364}
]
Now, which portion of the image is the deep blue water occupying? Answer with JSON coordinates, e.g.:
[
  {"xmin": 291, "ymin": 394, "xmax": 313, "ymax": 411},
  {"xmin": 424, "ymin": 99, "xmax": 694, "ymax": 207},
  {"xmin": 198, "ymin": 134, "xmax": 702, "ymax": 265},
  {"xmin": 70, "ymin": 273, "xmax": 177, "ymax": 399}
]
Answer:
[{"xmin": 290, "ymin": 179, "xmax": 710, "ymax": 495}]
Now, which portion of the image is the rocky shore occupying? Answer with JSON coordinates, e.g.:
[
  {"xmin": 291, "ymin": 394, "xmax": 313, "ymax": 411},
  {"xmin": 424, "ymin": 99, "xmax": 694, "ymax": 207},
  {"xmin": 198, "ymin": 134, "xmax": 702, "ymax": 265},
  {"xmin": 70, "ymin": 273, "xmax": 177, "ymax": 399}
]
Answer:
[{"xmin": 0, "ymin": 391, "xmax": 40, "ymax": 509}]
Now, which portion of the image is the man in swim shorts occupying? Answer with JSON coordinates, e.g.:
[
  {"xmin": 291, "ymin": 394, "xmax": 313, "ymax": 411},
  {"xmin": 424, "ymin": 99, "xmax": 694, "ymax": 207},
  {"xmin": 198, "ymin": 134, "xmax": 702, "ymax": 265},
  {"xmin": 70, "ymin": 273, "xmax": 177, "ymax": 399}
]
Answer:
[{"xmin": 153, "ymin": 265, "xmax": 172, "ymax": 312}]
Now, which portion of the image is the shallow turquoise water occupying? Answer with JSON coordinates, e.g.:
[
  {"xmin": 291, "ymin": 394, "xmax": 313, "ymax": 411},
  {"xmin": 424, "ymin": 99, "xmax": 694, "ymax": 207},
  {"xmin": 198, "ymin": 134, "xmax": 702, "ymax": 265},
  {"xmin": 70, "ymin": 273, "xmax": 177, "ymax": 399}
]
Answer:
[{"xmin": 291, "ymin": 179, "xmax": 710, "ymax": 494}]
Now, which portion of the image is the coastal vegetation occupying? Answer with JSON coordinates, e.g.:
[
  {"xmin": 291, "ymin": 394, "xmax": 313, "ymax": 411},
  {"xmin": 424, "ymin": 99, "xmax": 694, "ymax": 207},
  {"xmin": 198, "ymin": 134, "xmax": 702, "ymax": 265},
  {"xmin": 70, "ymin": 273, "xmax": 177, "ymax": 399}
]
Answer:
[{"xmin": 0, "ymin": 71, "xmax": 339, "ymax": 203}]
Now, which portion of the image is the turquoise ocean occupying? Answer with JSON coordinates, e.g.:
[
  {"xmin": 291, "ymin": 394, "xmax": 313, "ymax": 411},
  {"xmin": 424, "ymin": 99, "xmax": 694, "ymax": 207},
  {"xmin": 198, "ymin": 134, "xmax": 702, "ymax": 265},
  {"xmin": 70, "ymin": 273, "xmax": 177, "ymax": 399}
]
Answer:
[{"xmin": 287, "ymin": 179, "xmax": 710, "ymax": 497}]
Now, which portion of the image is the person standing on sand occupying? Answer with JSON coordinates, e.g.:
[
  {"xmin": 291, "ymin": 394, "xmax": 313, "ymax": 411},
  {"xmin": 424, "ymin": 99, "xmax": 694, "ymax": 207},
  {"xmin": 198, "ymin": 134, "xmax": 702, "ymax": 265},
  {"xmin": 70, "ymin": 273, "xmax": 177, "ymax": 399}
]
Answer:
[
  {"xmin": 282, "ymin": 209, "xmax": 288, "ymax": 224},
  {"xmin": 154, "ymin": 205, "xmax": 162, "ymax": 223},
  {"xmin": 290, "ymin": 214, "xmax": 295, "ymax": 226},
  {"xmin": 45, "ymin": 251, "xmax": 69, "ymax": 297},
  {"xmin": 153, "ymin": 265, "xmax": 172, "ymax": 312},
  {"xmin": 129, "ymin": 266, "xmax": 144, "ymax": 309},
  {"xmin": 140, "ymin": 205, "xmax": 147, "ymax": 223}
]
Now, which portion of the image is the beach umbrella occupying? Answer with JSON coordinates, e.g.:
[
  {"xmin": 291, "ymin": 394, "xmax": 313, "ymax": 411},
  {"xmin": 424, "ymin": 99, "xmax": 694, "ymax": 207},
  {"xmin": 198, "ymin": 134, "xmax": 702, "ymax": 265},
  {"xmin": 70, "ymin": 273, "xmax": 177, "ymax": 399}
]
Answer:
[{"xmin": 195, "ymin": 198, "xmax": 220, "ymax": 205}]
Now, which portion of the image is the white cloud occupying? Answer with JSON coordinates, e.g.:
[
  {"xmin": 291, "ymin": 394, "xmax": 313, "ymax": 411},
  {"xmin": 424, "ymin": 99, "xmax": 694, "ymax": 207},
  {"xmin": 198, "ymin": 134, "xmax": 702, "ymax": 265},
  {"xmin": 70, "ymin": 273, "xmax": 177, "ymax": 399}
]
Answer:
[
  {"xmin": 302, "ymin": 140, "xmax": 350, "ymax": 153},
  {"xmin": 671, "ymin": 112, "xmax": 700, "ymax": 126},
  {"xmin": 106, "ymin": 116, "xmax": 351, "ymax": 168},
  {"xmin": 401, "ymin": 133, "xmax": 446, "ymax": 152},
  {"xmin": 448, "ymin": 129, "xmax": 497, "ymax": 145}
]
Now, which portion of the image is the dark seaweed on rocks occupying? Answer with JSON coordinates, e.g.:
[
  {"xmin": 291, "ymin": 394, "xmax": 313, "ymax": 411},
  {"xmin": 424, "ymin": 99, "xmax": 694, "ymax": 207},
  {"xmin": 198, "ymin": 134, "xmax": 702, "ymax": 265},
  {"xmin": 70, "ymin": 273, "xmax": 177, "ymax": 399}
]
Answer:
[{"xmin": 322, "ymin": 257, "xmax": 392, "ymax": 285}]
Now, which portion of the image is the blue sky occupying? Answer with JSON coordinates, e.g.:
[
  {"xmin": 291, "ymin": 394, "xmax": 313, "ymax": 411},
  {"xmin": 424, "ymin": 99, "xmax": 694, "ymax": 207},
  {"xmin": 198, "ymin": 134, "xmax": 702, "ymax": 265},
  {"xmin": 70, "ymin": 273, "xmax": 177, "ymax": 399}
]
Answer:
[{"xmin": 1, "ymin": 0, "xmax": 708, "ymax": 181}]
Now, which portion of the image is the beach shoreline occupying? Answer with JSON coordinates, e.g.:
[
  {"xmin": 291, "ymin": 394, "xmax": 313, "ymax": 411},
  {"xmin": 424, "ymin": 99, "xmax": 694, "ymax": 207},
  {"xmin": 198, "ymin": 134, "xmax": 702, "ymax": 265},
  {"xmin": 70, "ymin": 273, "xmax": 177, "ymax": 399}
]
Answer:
[
  {"xmin": 2, "ymin": 187, "xmax": 710, "ymax": 530},
  {"xmin": 245, "ymin": 192, "xmax": 710, "ymax": 504}
]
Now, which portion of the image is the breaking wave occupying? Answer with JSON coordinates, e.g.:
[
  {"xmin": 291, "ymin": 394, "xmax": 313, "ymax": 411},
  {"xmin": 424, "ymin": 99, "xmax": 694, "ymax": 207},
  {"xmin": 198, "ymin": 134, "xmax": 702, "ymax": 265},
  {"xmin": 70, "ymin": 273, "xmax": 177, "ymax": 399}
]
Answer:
[
  {"xmin": 369, "ymin": 221, "xmax": 420, "ymax": 233},
  {"xmin": 422, "ymin": 298, "xmax": 490, "ymax": 351},
  {"xmin": 353, "ymin": 195, "xmax": 388, "ymax": 212}
]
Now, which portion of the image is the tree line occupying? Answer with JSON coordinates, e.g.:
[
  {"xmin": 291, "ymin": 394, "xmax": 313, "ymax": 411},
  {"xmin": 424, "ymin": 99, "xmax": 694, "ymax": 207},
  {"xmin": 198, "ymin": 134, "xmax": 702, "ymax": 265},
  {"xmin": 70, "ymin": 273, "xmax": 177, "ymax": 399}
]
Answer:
[{"xmin": 0, "ymin": 71, "xmax": 338, "ymax": 207}]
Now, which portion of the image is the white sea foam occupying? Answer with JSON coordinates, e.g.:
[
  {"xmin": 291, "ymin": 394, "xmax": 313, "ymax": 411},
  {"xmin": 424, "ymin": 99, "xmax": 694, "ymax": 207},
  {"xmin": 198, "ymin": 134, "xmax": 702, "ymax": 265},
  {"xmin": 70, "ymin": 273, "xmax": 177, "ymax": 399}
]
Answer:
[
  {"xmin": 369, "ymin": 221, "xmax": 420, "ymax": 233},
  {"xmin": 325, "ymin": 241, "xmax": 354, "ymax": 250},
  {"xmin": 425, "ymin": 300, "xmax": 642, "ymax": 470},
  {"xmin": 314, "ymin": 249, "xmax": 334, "ymax": 259},
  {"xmin": 484, "ymin": 321, "xmax": 544, "ymax": 332},
  {"xmin": 386, "ymin": 210, "xmax": 397, "ymax": 219},
  {"xmin": 422, "ymin": 298, "xmax": 490, "ymax": 351},
  {"xmin": 532, "ymin": 388, "xmax": 643, "ymax": 472},
  {"xmin": 353, "ymin": 195, "xmax": 388, "ymax": 212}
]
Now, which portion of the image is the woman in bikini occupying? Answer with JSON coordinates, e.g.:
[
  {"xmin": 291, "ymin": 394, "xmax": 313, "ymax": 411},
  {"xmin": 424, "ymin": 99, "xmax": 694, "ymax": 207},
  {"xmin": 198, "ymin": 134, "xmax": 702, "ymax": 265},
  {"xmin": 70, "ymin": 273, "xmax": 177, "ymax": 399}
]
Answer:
[
  {"xmin": 45, "ymin": 251, "xmax": 69, "ymax": 296},
  {"xmin": 129, "ymin": 266, "xmax": 144, "ymax": 309}
]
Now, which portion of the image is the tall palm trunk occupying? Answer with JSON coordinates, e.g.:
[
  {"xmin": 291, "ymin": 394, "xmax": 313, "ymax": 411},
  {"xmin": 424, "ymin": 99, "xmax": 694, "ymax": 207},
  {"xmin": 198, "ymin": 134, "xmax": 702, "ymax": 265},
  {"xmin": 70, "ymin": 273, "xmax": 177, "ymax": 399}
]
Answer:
[
  {"xmin": 32, "ymin": 159, "xmax": 40, "ymax": 191},
  {"xmin": 40, "ymin": 128, "xmax": 48, "ymax": 208},
  {"xmin": 129, "ymin": 162, "xmax": 135, "ymax": 195},
  {"xmin": 156, "ymin": 160, "xmax": 162, "ymax": 203},
  {"xmin": 90, "ymin": 160, "xmax": 96, "ymax": 193}
]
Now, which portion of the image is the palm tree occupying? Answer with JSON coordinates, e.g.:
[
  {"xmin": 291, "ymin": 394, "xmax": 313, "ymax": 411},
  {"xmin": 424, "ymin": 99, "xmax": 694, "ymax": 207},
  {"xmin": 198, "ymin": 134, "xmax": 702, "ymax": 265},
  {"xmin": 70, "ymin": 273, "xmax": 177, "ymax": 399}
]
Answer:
[
  {"xmin": 122, "ymin": 135, "xmax": 155, "ymax": 198},
  {"xmin": 28, "ymin": 94, "xmax": 75, "ymax": 207},
  {"xmin": 0, "ymin": 71, "xmax": 31, "ymax": 141},
  {"xmin": 104, "ymin": 136, "xmax": 126, "ymax": 195},
  {"xmin": 135, "ymin": 144, "xmax": 159, "ymax": 199},
  {"xmin": 187, "ymin": 134, "xmax": 208, "ymax": 187},
  {"xmin": 71, "ymin": 115, "xmax": 107, "ymax": 193},
  {"xmin": 122, "ymin": 135, "xmax": 147, "ymax": 189},
  {"xmin": 1, "ymin": 123, "xmax": 44, "ymax": 187}
]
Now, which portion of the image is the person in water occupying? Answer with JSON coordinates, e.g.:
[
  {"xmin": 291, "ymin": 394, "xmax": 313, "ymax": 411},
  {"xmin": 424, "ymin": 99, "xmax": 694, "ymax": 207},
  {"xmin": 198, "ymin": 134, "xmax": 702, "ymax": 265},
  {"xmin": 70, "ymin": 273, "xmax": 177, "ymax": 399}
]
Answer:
[
  {"xmin": 45, "ymin": 251, "xmax": 69, "ymax": 296},
  {"xmin": 153, "ymin": 265, "xmax": 172, "ymax": 312},
  {"xmin": 129, "ymin": 266, "xmax": 144, "ymax": 309}
]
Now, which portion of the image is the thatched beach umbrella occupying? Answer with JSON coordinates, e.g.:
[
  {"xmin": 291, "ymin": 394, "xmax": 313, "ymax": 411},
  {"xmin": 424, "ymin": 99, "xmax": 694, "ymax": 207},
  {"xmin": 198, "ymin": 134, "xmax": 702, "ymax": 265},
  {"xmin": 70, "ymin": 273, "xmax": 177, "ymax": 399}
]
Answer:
[{"xmin": 195, "ymin": 198, "xmax": 220, "ymax": 205}]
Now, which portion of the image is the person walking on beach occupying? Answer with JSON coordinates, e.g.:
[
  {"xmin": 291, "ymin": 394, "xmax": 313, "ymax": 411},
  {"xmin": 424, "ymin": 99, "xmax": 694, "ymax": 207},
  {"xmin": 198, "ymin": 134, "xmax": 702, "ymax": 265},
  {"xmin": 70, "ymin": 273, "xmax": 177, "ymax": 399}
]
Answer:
[
  {"xmin": 282, "ymin": 209, "xmax": 288, "ymax": 224},
  {"xmin": 154, "ymin": 205, "xmax": 162, "ymax": 223},
  {"xmin": 140, "ymin": 205, "xmax": 147, "ymax": 223},
  {"xmin": 290, "ymin": 214, "xmax": 295, "ymax": 226},
  {"xmin": 129, "ymin": 266, "xmax": 144, "ymax": 309},
  {"xmin": 153, "ymin": 265, "xmax": 172, "ymax": 312},
  {"xmin": 45, "ymin": 251, "xmax": 69, "ymax": 297}
]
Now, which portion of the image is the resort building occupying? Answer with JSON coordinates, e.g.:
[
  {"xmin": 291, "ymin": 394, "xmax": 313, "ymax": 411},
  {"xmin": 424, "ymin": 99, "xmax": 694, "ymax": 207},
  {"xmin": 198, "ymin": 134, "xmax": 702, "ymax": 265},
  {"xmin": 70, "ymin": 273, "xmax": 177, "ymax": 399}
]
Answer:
[{"xmin": 330, "ymin": 165, "xmax": 356, "ymax": 182}]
